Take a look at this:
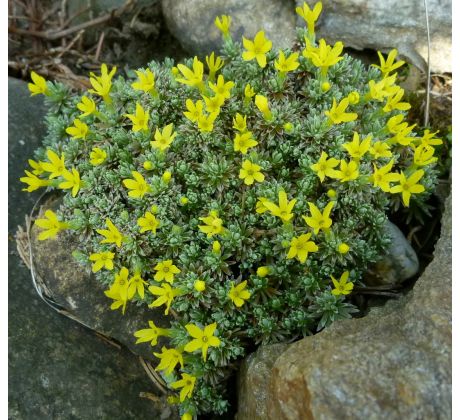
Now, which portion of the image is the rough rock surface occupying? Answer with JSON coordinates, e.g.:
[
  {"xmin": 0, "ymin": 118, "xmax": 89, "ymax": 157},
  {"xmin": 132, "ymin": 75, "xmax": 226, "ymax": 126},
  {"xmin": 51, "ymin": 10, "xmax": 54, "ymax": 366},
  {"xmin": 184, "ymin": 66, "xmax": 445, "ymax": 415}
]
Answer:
[
  {"xmin": 237, "ymin": 193, "xmax": 451, "ymax": 420},
  {"xmin": 296, "ymin": 0, "xmax": 452, "ymax": 73},
  {"xmin": 28, "ymin": 196, "xmax": 171, "ymax": 362},
  {"xmin": 161, "ymin": 0, "xmax": 297, "ymax": 56},
  {"xmin": 9, "ymin": 77, "xmax": 174, "ymax": 419},
  {"xmin": 365, "ymin": 220, "xmax": 419, "ymax": 286},
  {"xmin": 236, "ymin": 344, "xmax": 289, "ymax": 420}
]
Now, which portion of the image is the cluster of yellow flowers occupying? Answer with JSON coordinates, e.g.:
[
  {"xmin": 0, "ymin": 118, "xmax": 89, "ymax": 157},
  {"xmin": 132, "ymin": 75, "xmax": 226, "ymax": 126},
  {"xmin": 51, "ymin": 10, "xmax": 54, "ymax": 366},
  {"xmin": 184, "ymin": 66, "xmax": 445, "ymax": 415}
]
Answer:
[{"xmin": 23, "ymin": 3, "xmax": 443, "ymax": 414}]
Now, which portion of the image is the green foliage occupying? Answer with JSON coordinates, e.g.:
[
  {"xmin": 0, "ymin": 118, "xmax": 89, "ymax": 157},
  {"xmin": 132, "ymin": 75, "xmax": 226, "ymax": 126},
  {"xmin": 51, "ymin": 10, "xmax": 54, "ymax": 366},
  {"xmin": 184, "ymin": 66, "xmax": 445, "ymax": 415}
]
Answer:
[{"xmin": 24, "ymin": 19, "xmax": 442, "ymax": 418}]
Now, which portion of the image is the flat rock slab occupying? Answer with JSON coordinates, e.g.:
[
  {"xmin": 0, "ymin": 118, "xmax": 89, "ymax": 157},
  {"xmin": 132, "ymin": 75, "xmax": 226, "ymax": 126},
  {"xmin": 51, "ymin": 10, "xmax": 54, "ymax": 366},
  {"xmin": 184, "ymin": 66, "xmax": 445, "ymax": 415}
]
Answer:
[
  {"xmin": 237, "ymin": 193, "xmax": 451, "ymax": 419},
  {"xmin": 28, "ymin": 197, "xmax": 171, "ymax": 362},
  {"xmin": 9, "ymin": 77, "xmax": 174, "ymax": 419}
]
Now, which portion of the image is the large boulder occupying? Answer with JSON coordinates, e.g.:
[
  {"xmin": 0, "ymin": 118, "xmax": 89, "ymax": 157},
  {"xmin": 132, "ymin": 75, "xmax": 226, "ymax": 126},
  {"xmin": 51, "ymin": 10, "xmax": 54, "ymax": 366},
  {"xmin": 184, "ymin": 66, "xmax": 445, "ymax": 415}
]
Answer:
[
  {"xmin": 237, "ymin": 193, "xmax": 451, "ymax": 419},
  {"xmin": 296, "ymin": 0, "xmax": 452, "ymax": 73},
  {"xmin": 161, "ymin": 0, "xmax": 297, "ymax": 56}
]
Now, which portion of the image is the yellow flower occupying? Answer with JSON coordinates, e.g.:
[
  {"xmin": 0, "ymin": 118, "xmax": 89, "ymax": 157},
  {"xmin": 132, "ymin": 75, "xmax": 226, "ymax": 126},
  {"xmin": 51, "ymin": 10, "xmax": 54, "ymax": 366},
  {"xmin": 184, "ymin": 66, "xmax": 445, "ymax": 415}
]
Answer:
[
  {"xmin": 198, "ymin": 210, "xmax": 225, "ymax": 237},
  {"xmin": 302, "ymin": 201, "xmax": 334, "ymax": 235},
  {"xmin": 131, "ymin": 68, "xmax": 156, "ymax": 94},
  {"xmin": 244, "ymin": 83, "xmax": 256, "ymax": 100},
  {"xmin": 214, "ymin": 15, "xmax": 232, "ymax": 37},
  {"xmin": 206, "ymin": 52, "xmax": 224, "ymax": 80},
  {"xmin": 89, "ymin": 147, "xmax": 107, "ymax": 165},
  {"xmin": 34, "ymin": 210, "xmax": 68, "ymax": 241},
  {"xmin": 233, "ymin": 132, "xmax": 258, "ymax": 154},
  {"xmin": 261, "ymin": 190, "xmax": 297, "ymax": 223},
  {"xmin": 303, "ymin": 38, "xmax": 343, "ymax": 77},
  {"xmin": 232, "ymin": 113, "xmax": 248, "ymax": 132},
  {"xmin": 296, "ymin": 1, "xmax": 322, "ymax": 35},
  {"xmin": 239, "ymin": 160, "xmax": 264, "ymax": 185},
  {"xmin": 203, "ymin": 94, "xmax": 225, "ymax": 114},
  {"xmin": 148, "ymin": 282, "xmax": 181, "ymax": 315},
  {"xmin": 105, "ymin": 267, "xmax": 130, "ymax": 314},
  {"xmin": 310, "ymin": 151, "xmax": 340, "ymax": 182},
  {"xmin": 369, "ymin": 141, "xmax": 392, "ymax": 159},
  {"xmin": 184, "ymin": 99, "xmax": 204, "ymax": 123},
  {"xmin": 228, "ymin": 280, "xmax": 251, "ymax": 307},
  {"xmin": 418, "ymin": 129, "xmax": 443, "ymax": 147},
  {"xmin": 366, "ymin": 74, "xmax": 398, "ymax": 101},
  {"xmin": 28, "ymin": 159, "xmax": 46, "ymax": 175},
  {"xmin": 274, "ymin": 51, "xmax": 300, "ymax": 74},
  {"xmin": 331, "ymin": 271, "xmax": 353, "ymax": 295},
  {"xmin": 171, "ymin": 373, "xmax": 197, "ymax": 402},
  {"xmin": 387, "ymin": 120, "xmax": 416, "ymax": 146},
  {"xmin": 134, "ymin": 320, "xmax": 169, "ymax": 346},
  {"xmin": 325, "ymin": 98, "xmax": 357, "ymax": 125},
  {"xmin": 41, "ymin": 149, "xmax": 66, "ymax": 179},
  {"xmin": 209, "ymin": 74, "xmax": 234, "ymax": 99},
  {"xmin": 96, "ymin": 218, "xmax": 123, "ymax": 247},
  {"xmin": 89, "ymin": 63, "xmax": 116, "ymax": 103},
  {"xmin": 337, "ymin": 243, "xmax": 349, "ymax": 254},
  {"xmin": 182, "ymin": 413, "xmax": 193, "ymax": 420},
  {"xmin": 28, "ymin": 71, "xmax": 49, "ymax": 96},
  {"xmin": 413, "ymin": 144, "xmax": 437, "ymax": 167},
  {"xmin": 88, "ymin": 251, "xmax": 114, "ymax": 273},
  {"xmin": 137, "ymin": 211, "xmax": 160, "ymax": 234},
  {"xmin": 370, "ymin": 159, "xmax": 399, "ymax": 192},
  {"xmin": 124, "ymin": 102, "xmax": 149, "ymax": 132},
  {"xmin": 123, "ymin": 171, "xmax": 151, "ymax": 199},
  {"xmin": 20, "ymin": 170, "xmax": 51, "ymax": 192},
  {"xmin": 256, "ymin": 266, "xmax": 270, "ymax": 277},
  {"xmin": 177, "ymin": 57, "xmax": 204, "ymax": 91},
  {"xmin": 151, "ymin": 123, "xmax": 177, "ymax": 151},
  {"xmin": 390, "ymin": 170, "xmax": 425, "ymax": 207},
  {"xmin": 286, "ymin": 233, "xmax": 318, "ymax": 263},
  {"xmin": 197, "ymin": 112, "xmax": 218, "ymax": 132},
  {"xmin": 383, "ymin": 88, "xmax": 411, "ymax": 113},
  {"xmin": 347, "ymin": 91, "xmax": 360, "ymax": 105},
  {"xmin": 184, "ymin": 322, "xmax": 221, "ymax": 362},
  {"xmin": 104, "ymin": 286, "xmax": 128, "ymax": 314},
  {"xmin": 333, "ymin": 160, "xmax": 360, "ymax": 182},
  {"xmin": 154, "ymin": 260, "xmax": 181, "ymax": 284},
  {"xmin": 58, "ymin": 167, "xmax": 81, "ymax": 197},
  {"xmin": 77, "ymin": 96, "xmax": 96, "ymax": 117},
  {"xmin": 254, "ymin": 94, "xmax": 273, "ymax": 121},
  {"xmin": 255, "ymin": 197, "xmax": 270, "ymax": 214},
  {"xmin": 66, "ymin": 119, "xmax": 89, "ymax": 140},
  {"xmin": 153, "ymin": 347, "xmax": 184, "ymax": 375},
  {"xmin": 128, "ymin": 272, "xmax": 148, "ymax": 299},
  {"xmin": 373, "ymin": 49, "xmax": 405, "ymax": 75},
  {"xmin": 242, "ymin": 31, "xmax": 272, "ymax": 68},
  {"xmin": 194, "ymin": 280, "xmax": 206, "ymax": 292},
  {"xmin": 342, "ymin": 132, "xmax": 372, "ymax": 160}
]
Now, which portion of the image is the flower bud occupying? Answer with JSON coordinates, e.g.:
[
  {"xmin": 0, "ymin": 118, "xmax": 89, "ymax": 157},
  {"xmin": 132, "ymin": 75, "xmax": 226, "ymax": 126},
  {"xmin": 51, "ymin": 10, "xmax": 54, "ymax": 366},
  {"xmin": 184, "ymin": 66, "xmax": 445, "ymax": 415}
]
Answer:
[
  {"xmin": 162, "ymin": 171, "xmax": 172, "ymax": 183},
  {"xmin": 348, "ymin": 91, "xmax": 360, "ymax": 105},
  {"xmin": 194, "ymin": 280, "xmax": 206, "ymax": 292},
  {"xmin": 257, "ymin": 266, "xmax": 270, "ymax": 277},
  {"xmin": 212, "ymin": 240, "xmax": 221, "ymax": 253},
  {"xmin": 327, "ymin": 189, "xmax": 336, "ymax": 199},
  {"xmin": 143, "ymin": 160, "xmax": 153, "ymax": 170},
  {"xmin": 180, "ymin": 196, "xmax": 189, "ymax": 205},
  {"xmin": 321, "ymin": 82, "xmax": 331, "ymax": 92},
  {"xmin": 338, "ymin": 243, "xmax": 350, "ymax": 254}
]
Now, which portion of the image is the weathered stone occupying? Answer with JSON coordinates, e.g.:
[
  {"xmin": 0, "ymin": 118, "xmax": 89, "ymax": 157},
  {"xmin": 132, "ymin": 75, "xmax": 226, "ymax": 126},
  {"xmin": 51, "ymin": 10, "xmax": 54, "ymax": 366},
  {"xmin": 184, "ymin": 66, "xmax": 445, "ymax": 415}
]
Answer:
[
  {"xmin": 236, "ymin": 343, "xmax": 289, "ymax": 420},
  {"xmin": 9, "ymin": 77, "xmax": 175, "ymax": 419},
  {"xmin": 237, "ymin": 193, "xmax": 451, "ymax": 420},
  {"xmin": 161, "ymin": 0, "xmax": 297, "ymax": 56},
  {"xmin": 28, "ymin": 196, "xmax": 171, "ymax": 362},
  {"xmin": 296, "ymin": 0, "xmax": 452, "ymax": 73},
  {"xmin": 365, "ymin": 220, "xmax": 419, "ymax": 286}
]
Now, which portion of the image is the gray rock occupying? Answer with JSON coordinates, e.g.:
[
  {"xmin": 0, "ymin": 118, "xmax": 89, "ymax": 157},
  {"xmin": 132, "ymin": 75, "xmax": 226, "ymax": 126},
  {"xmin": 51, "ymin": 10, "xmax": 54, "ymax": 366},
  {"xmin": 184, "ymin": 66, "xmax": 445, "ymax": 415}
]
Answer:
[
  {"xmin": 296, "ymin": 0, "xmax": 451, "ymax": 73},
  {"xmin": 9, "ymin": 77, "xmax": 175, "ymax": 419},
  {"xmin": 365, "ymin": 220, "xmax": 419, "ymax": 286},
  {"xmin": 236, "ymin": 344, "xmax": 288, "ymax": 420},
  {"xmin": 237, "ymin": 193, "xmax": 451, "ymax": 420},
  {"xmin": 161, "ymin": 0, "xmax": 297, "ymax": 56},
  {"xmin": 26, "ymin": 195, "xmax": 171, "ymax": 362}
]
